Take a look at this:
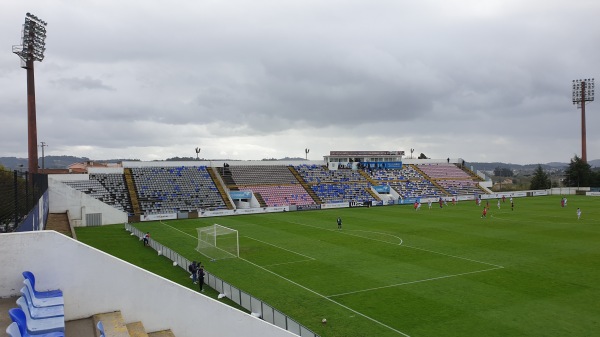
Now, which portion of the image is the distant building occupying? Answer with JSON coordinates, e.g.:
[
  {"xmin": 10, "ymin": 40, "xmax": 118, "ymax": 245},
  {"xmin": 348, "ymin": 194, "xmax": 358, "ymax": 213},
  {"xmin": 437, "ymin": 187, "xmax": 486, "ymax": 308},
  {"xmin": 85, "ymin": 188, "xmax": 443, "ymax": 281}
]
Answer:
[{"xmin": 68, "ymin": 161, "xmax": 116, "ymax": 174}]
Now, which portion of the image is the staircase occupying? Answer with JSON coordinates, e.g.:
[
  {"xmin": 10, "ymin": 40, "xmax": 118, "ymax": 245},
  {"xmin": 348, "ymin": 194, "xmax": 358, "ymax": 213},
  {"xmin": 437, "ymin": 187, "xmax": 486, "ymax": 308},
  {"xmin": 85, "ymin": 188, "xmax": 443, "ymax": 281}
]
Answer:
[
  {"xmin": 206, "ymin": 167, "xmax": 234, "ymax": 209},
  {"xmin": 366, "ymin": 188, "xmax": 382, "ymax": 201},
  {"xmin": 287, "ymin": 167, "xmax": 322, "ymax": 204},
  {"xmin": 92, "ymin": 311, "xmax": 176, "ymax": 337},
  {"xmin": 45, "ymin": 213, "xmax": 72, "ymax": 237},
  {"xmin": 460, "ymin": 164, "xmax": 484, "ymax": 181},
  {"xmin": 254, "ymin": 193, "xmax": 267, "ymax": 207},
  {"xmin": 124, "ymin": 168, "xmax": 141, "ymax": 222},
  {"xmin": 358, "ymin": 170, "xmax": 378, "ymax": 185}
]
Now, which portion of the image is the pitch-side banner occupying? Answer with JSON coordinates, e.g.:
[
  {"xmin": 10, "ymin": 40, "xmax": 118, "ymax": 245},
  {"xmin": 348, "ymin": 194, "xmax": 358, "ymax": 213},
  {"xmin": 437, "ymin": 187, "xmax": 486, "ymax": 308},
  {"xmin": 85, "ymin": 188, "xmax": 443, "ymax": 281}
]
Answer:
[{"xmin": 141, "ymin": 213, "xmax": 177, "ymax": 221}]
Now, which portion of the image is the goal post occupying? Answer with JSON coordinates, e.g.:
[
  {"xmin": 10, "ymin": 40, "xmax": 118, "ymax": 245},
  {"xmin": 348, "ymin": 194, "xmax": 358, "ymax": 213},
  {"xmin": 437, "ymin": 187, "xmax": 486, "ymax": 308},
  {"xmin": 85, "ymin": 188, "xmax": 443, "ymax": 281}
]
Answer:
[{"xmin": 196, "ymin": 224, "xmax": 239, "ymax": 260}]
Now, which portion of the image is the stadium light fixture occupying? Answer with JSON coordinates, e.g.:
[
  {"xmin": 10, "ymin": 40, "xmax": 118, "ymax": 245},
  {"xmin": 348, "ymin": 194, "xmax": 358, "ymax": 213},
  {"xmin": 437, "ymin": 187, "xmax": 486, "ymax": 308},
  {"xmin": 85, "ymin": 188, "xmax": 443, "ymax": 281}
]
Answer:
[
  {"xmin": 572, "ymin": 78, "xmax": 595, "ymax": 163},
  {"xmin": 12, "ymin": 13, "xmax": 48, "ymax": 175}
]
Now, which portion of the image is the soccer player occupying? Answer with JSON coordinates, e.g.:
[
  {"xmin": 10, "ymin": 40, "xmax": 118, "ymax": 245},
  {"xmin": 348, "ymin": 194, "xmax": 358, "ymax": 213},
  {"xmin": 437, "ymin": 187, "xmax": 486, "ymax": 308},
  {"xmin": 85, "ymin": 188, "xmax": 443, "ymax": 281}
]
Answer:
[
  {"xmin": 577, "ymin": 208, "xmax": 582, "ymax": 220},
  {"xmin": 337, "ymin": 217, "xmax": 342, "ymax": 230},
  {"xmin": 428, "ymin": 200, "xmax": 432, "ymax": 209},
  {"xmin": 481, "ymin": 207, "xmax": 487, "ymax": 218},
  {"xmin": 497, "ymin": 199, "xmax": 501, "ymax": 209}
]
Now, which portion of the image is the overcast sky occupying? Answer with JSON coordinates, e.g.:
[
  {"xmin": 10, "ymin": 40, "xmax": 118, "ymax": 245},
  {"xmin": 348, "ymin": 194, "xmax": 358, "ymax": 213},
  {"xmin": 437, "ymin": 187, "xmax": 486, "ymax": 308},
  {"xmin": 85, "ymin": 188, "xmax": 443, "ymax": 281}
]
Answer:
[{"xmin": 1, "ymin": 0, "xmax": 599, "ymax": 165}]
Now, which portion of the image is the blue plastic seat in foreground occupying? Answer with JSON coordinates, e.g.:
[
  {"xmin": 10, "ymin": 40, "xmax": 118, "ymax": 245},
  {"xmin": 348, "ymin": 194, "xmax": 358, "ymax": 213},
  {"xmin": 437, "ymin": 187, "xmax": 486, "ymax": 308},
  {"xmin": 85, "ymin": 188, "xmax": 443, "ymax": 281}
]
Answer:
[
  {"xmin": 22, "ymin": 271, "xmax": 63, "ymax": 298},
  {"xmin": 6, "ymin": 321, "xmax": 65, "ymax": 337},
  {"xmin": 18, "ymin": 293, "xmax": 64, "ymax": 319},
  {"xmin": 8, "ymin": 308, "xmax": 65, "ymax": 336},
  {"xmin": 97, "ymin": 320, "xmax": 106, "ymax": 337},
  {"xmin": 23, "ymin": 279, "xmax": 64, "ymax": 307}
]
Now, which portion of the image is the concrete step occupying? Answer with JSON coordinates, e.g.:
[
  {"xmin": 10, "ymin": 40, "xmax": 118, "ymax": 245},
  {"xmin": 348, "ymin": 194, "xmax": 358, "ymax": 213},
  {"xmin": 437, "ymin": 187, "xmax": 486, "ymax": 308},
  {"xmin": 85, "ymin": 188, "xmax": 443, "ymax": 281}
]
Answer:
[
  {"xmin": 148, "ymin": 330, "xmax": 176, "ymax": 337},
  {"xmin": 93, "ymin": 311, "xmax": 130, "ymax": 337},
  {"xmin": 126, "ymin": 321, "xmax": 149, "ymax": 337}
]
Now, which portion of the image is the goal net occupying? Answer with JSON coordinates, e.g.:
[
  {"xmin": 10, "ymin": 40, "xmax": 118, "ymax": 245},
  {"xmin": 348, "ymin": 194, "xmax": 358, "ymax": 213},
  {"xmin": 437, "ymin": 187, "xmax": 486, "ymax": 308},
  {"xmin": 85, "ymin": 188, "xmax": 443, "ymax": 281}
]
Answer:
[{"xmin": 196, "ymin": 224, "xmax": 239, "ymax": 261}]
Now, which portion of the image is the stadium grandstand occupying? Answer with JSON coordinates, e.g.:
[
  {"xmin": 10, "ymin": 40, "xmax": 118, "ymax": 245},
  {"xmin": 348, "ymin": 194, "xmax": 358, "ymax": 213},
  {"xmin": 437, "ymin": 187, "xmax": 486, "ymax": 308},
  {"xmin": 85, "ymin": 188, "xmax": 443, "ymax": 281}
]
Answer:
[
  {"xmin": 1, "ymin": 151, "xmax": 493, "ymax": 337},
  {"xmin": 45, "ymin": 152, "xmax": 489, "ymax": 224}
]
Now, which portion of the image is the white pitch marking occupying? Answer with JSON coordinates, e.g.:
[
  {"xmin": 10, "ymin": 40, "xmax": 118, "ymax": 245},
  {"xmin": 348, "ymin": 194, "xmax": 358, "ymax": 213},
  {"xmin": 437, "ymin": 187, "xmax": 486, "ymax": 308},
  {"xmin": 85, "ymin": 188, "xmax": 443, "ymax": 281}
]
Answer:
[
  {"xmin": 327, "ymin": 266, "xmax": 504, "ymax": 298},
  {"xmin": 245, "ymin": 236, "xmax": 316, "ymax": 260},
  {"xmin": 289, "ymin": 221, "xmax": 403, "ymax": 245},
  {"xmin": 262, "ymin": 258, "xmax": 315, "ymax": 267},
  {"xmin": 157, "ymin": 221, "xmax": 412, "ymax": 336},
  {"xmin": 289, "ymin": 220, "xmax": 502, "ymax": 268},
  {"xmin": 238, "ymin": 256, "xmax": 412, "ymax": 337}
]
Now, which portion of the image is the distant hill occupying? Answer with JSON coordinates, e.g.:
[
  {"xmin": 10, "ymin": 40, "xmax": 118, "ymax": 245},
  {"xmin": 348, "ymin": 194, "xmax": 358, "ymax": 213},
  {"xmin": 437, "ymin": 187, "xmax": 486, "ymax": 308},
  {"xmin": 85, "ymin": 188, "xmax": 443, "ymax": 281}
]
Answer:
[{"xmin": 1, "ymin": 155, "xmax": 597, "ymax": 172}]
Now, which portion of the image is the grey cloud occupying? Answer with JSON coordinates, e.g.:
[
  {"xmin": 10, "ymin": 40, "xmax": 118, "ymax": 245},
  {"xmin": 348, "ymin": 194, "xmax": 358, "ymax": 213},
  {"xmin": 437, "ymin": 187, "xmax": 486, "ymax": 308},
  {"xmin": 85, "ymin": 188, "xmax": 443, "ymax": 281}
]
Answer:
[{"xmin": 51, "ymin": 76, "xmax": 114, "ymax": 91}]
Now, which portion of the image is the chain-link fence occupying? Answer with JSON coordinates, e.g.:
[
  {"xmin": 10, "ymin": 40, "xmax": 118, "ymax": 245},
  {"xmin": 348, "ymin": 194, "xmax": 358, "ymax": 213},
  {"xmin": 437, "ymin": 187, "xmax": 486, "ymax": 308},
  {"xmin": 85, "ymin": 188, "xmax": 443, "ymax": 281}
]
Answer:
[{"xmin": 0, "ymin": 168, "xmax": 48, "ymax": 233}]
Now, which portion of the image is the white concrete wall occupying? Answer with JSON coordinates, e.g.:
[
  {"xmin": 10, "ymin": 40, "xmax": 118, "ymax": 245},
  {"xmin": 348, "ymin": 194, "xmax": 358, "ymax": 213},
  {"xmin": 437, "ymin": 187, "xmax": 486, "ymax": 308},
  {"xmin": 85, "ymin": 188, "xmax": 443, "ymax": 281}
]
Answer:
[
  {"xmin": 0, "ymin": 231, "xmax": 297, "ymax": 337},
  {"xmin": 48, "ymin": 176, "xmax": 128, "ymax": 226}
]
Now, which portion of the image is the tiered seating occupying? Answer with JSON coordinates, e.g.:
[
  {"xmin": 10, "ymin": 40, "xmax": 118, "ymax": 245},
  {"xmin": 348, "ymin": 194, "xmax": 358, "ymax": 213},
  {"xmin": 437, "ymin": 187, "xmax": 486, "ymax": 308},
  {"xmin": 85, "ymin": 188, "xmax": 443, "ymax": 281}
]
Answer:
[
  {"xmin": 90, "ymin": 174, "xmax": 134, "ymax": 214},
  {"xmin": 6, "ymin": 271, "xmax": 65, "ymax": 336},
  {"xmin": 436, "ymin": 180, "xmax": 483, "ymax": 195},
  {"xmin": 295, "ymin": 165, "xmax": 376, "ymax": 203},
  {"xmin": 416, "ymin": 164, "xmax": 471, "ymax": 179},
  {"xmin": 415, "ymin": 164, "xmax": 482, "ymax": 196},
  {"xmin": 63, "ymin": 176, "xmax": 132, "ymax": 214},
  {"xmin": 131, "ymin": 166, "xmax": 226, "ymax": 214},
  {"xmin": 365, "ymin": 166, "xmax": 443, "ymax": 198},
  {"xmin": 390, "ymin": 180, "xmax": 443, "ymax": 199},
  {"xmin": 226, "ymin": 166, "xmax": 298, "ymax": 185},
  {"xmin": 237, "ymin": 185, "xmax": 315, "ymax": 207}
]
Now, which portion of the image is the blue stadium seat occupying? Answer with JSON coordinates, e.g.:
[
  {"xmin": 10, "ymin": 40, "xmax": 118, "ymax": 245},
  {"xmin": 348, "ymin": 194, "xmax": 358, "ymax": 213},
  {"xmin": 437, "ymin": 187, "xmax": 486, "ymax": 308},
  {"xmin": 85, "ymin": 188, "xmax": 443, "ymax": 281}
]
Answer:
[
  {"xmin": 97, "ymin": 320, "xmax": 106, "ymax": 337},
  {"xmin": 22, "ymin": 271, "xmax": 63, "ymax": 298},
  {"xmin": 18, "ymin": 292, "xmax": 64, "ymax": 319},
  {"xmin": 22, "ymin": 279, "xmax": 64, "ymax": 307},
  {"xmin": 8, "ymin": 308, "xmax": 64, "ymax": 335},
  {"xmin": 6, "ymin": 320, "xmax": 65, "ymax": 337}
]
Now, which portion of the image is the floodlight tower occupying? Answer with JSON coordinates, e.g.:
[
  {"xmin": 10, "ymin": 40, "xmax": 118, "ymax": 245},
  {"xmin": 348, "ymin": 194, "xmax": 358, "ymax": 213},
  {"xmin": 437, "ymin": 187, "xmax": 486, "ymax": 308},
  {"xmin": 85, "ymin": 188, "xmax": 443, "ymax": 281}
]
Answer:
[
  {"xmin": 13, "ymin": 13, "xmax": 48, "ymax": 174},
  {"xmin": 572, "ymin": 79, "xmax": 595, "ymax": 163}
]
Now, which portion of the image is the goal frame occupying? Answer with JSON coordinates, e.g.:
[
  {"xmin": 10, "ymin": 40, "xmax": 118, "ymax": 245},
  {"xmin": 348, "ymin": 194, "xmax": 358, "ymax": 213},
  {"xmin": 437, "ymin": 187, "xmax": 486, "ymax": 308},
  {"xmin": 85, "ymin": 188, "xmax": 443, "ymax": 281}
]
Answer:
[{"xmin": 196, "ymin": 224, "xmax": 239, "ymax": 260}]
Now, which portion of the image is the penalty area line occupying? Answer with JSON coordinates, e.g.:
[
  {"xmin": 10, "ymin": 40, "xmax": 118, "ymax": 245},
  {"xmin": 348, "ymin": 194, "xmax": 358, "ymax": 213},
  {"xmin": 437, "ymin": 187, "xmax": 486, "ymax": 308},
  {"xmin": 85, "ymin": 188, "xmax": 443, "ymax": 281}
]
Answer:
[
  {"xmin": 244, "ymin": 236, "xmax": 316, "ymax": 260},
  {"xmin": 238, "ymin": 256, "xmax": 412, "ymax": 337},
  {"xmin": 327, "ymin": 266, "xmax": 504, "ymax": 298}
]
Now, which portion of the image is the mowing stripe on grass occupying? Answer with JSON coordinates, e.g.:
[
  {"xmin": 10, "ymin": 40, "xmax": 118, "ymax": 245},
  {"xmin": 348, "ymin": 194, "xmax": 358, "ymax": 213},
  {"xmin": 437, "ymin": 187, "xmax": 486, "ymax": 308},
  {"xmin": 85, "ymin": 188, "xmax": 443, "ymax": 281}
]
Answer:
[
  {"xmin": 237, "ymin": 255, "xmax": 412, "ymax": 337},
  {"xmin": 158, "ymin": 220, "xmax": 413, "ymax": 336},
  {"xmin": 326, "ymin": 266, "xmax": 504, "ymax": 298},
  {"xmin": 290, "ymin": 220, "xmax": 503, "ymax": 268},
  {"xmin": 245, "ymin": 236, "xmax": 316, "ymax": 260},
  {"xmin": 290, "ymin": 221, "xmax": 404, "ymax": 245}
]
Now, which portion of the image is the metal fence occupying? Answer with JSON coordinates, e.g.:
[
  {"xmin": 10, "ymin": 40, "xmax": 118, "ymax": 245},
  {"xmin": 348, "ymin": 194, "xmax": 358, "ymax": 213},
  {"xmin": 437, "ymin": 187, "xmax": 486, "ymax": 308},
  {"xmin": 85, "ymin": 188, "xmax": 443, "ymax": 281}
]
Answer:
[
  {"xmin": 0, "ymin": 169, "xmax": 48, "ymax": 233},
  {"xmin": 125, "ymin": 223, "xmax": 319, "ymax": 337}
]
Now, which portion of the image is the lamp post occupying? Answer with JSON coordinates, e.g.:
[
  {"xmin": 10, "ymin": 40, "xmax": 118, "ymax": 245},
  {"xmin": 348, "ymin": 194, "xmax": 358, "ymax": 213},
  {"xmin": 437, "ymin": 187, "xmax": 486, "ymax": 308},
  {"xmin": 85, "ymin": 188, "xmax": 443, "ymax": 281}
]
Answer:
[
  {"xmin": 39, "ymin": 141, "xmax": 47, "ymax": 170},
  {"xmin": 13, "ymin": 13, "xmax": 47, "ymax": 175},
  {"xmin": 572, "ymin": 79, "xmax": 595, "ymax": 163}
]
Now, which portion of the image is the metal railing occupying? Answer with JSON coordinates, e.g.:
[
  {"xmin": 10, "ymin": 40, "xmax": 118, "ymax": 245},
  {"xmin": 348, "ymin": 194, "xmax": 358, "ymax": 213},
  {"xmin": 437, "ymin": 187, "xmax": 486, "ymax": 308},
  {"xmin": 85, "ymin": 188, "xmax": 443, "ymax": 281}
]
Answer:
[
  {"xmin": 0, "ymin": 169, "xmax": 47, "ymax": 233},
  {"xmin": 125, "ymin": 223, "xmax": 319, "ymax": 337}
]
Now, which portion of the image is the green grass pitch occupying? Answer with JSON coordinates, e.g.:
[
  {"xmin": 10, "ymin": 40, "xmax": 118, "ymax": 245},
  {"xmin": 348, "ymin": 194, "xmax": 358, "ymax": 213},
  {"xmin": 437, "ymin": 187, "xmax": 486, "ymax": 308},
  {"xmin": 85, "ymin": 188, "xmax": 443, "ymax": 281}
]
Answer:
[{"xmin": 76, "ymin": 195, "xmax": 600, "ymax": 337}]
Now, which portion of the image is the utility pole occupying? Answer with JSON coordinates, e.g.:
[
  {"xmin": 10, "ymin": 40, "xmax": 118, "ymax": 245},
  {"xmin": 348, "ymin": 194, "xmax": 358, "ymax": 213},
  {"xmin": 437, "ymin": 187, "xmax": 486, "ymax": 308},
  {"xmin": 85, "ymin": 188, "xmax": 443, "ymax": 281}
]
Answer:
[{"xmin": 39, "ymin": 141, "xmax": 47, "ymax": 170}]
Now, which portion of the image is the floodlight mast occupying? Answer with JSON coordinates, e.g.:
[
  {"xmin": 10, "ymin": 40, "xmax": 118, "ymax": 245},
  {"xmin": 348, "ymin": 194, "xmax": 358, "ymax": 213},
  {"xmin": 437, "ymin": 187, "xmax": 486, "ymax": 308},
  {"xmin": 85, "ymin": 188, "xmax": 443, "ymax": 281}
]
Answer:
[
  {"xmin": 572, "ymin": 79, "xmax": 595, "ymax": 163},
  {"xmin": 13, "ymin": 13, "xmax": 47, "ymax": 174}
]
